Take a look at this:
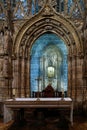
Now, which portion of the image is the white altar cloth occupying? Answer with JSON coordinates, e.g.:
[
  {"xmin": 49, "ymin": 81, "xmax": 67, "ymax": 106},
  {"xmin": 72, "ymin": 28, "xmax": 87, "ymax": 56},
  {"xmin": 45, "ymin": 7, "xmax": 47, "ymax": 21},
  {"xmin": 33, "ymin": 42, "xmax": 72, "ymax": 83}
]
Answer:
[{"xmin": 14, "ymin": 97, "xmax": 72, "ymax": 101}]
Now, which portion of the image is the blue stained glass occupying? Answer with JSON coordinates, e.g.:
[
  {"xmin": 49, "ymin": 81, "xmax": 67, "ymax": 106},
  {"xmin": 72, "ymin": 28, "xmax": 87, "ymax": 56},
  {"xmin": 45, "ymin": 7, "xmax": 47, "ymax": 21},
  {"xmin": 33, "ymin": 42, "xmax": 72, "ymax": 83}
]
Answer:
[
  {"xmin": 13, "ymin": 0, "xmax": 39, "ymax": 18},
  {"xmin": 35, "ymin": 0, "xmax": 39, "ymax": 13},
  {"xmin": 79, "ymin": 0, "xmax": 85, "ymax": 11},
  {"xmin": 0, "ymin": 13, "xmax": 5, "ymax": 19},
  {"xmin": 68, "ymin": 0, "xmax": 85, "ymax": 12},
  {"xmin": 32, "ymin": 1, "xmax": 35, "ymax": 14},
  {"xmin": 30, "ymin": 33, "xmax": 68, "ymax": 93},
  {"xmin": 32, "ymin": 0, "xmax": 39, "ymax": 14},
  {"xmin": 68, "ymin": 0, "xmax": 73, "ymax": 12},
  {"xmin": 14, "ymin": 0, "xmax": 27, "ymax": 19}
]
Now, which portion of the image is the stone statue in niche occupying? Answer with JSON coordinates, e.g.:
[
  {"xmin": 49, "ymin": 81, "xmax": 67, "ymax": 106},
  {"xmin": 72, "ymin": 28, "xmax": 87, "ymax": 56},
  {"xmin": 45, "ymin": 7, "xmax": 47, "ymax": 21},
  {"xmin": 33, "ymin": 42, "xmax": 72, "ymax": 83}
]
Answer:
[{"xmin": 4, "ymin": 29, "xmax": 10, "ymax": 54}]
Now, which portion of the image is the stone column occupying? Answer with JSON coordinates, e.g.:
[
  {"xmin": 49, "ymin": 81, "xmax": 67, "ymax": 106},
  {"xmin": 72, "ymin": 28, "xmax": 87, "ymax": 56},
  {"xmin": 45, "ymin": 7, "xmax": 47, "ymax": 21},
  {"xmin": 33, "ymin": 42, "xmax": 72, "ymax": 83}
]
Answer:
[
  {"xmin": 18, "ymin": 58, "xmax": 21, "ymax": 97},
  {"xmin": 3, "ymin": 56, "xmax": 10, "ymax": 99},
  {"xmin": 21, "ymin": 58, "xmax": 25, "ymax": 97},
  {"xmin": 68, "ymin": 46, "xmax": 73, "ymax": 98},
  {"xmin": 83, "ymin": 55, "xmax": 87, "ymax": 100},
  {"xmin": 76, "ymin": 56, "xmax": 84, "ymax": 102},
  {"xmin": 71, "ymin": 45, "xmax": 77, "ymax": 101},
  {"xmin": 12, "ymin": 58, "xmax": 19, "ymax": 97},
  {"xmin": 0, "ymin": 57, "xmax": 4, "ymax": 100},
  {"xmin": 2, "ymin": 30, "xmax": 13, "ymax": 99},
  {"xmin": 0, "ymin": 32, "xmax": 5, "ymax": 100},
  {"xmin": 24, "ymin": 58, "xmax": 30, "ymax": 97}
]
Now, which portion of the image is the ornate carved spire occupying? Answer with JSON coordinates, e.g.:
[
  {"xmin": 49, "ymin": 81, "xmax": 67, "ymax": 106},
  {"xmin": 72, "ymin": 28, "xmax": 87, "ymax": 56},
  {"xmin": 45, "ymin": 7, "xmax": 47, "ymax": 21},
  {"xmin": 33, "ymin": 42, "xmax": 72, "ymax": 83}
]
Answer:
[
  {"xmin": 27, "ymin": 0, "xmax": 32, "ymax": 15},
  {"xmin": 6, "ymin": 0, "xmax": 14, "ymax": 35},
  {"xmin": 45, "ymin": 0, "xmax": 51, "ymax": 3},
  {"xmin": 42, "ymin": 0, "xmax": 54, "ymax": 16}
]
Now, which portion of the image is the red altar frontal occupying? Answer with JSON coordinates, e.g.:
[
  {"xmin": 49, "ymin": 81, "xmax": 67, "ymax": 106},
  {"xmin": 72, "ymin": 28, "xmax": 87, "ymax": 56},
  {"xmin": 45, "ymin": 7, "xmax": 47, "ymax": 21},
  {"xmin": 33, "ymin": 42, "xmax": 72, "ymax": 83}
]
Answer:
[{"xmin": 4, "ymin": 98, "xmax": 73, "ymax": 126}]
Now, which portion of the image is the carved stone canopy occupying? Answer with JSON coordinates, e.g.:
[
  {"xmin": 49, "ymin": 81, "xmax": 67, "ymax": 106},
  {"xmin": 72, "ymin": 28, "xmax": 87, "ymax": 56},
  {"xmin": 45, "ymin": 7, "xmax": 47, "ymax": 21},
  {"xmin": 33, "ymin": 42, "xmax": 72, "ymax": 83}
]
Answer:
[{"xmin": 13, "ymin": 0, "xmax": 83, "ymax": 58}]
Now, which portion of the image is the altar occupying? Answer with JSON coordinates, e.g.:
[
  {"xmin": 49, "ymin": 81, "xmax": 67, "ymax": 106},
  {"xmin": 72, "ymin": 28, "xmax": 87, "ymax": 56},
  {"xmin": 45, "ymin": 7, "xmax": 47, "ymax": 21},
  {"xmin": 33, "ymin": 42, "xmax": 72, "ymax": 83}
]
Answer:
[{"xmin": 4, "ymin": 97, "xmax": 73, "ymax": 126}]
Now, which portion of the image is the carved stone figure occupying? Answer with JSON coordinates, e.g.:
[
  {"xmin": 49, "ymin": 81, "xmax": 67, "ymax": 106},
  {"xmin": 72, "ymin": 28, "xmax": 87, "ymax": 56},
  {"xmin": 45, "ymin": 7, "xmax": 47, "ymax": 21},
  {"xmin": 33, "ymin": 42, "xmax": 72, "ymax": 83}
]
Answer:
[{"xmin": 3, "ymin": 29, "xmax": 12, "ymax": 55}]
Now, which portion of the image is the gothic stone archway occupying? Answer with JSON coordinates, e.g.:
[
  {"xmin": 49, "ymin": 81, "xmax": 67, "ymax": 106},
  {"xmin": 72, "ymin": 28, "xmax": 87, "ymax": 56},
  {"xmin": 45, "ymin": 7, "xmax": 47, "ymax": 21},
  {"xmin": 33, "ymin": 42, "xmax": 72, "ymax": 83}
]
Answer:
[{"xmin": 12, "ymin": 2, "xmax": 83, "ymax": 102}]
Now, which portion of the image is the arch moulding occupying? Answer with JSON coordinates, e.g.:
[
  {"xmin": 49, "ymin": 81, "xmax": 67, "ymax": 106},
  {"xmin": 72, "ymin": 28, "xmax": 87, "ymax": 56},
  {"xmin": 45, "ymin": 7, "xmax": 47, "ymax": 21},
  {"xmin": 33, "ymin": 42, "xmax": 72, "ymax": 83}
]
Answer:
[
  {"xmin": 13, "ymin": 2, "xmax": 83, "ymax": 58},
  {"xmin": 11, "ymin": 1, "xmax": 84, "ymax": 99}
]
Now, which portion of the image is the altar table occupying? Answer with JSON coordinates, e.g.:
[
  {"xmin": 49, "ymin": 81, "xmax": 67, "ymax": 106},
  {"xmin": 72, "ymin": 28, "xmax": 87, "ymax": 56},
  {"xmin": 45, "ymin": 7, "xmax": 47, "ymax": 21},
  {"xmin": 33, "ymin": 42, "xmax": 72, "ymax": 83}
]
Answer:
[{"xmin": 4, "ymin": 97, "xmax": 73, "ymax": 125}]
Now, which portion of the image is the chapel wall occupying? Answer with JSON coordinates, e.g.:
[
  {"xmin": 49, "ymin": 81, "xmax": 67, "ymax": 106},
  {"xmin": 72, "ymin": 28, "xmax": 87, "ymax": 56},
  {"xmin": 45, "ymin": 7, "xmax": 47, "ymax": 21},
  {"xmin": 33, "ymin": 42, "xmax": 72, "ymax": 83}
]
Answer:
[{"xmin": 0, "ymin": 1, "xmax": 87, "ymax": 112}]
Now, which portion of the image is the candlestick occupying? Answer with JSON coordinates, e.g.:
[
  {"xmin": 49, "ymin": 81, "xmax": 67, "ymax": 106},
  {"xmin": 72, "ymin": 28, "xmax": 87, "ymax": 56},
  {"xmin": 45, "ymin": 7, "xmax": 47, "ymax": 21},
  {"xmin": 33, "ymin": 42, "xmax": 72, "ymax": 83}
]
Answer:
[
  {"xmin": 61, "ymin": 87, "xmax": 64, "ymax": 100},
  {"xmin": 12, "ymin": 88, "xmax": 16, "ymax": 100},
  {"xmin": 35, "ymin": 77, "xmax": 42, "ymax": 100},
  {"xmin": 61, "ymin": 87, "xmax": 64, "ymax": 95},
  {"xmin": 13, "ymin": 88, "xmax": 16, "ymax": 95}
]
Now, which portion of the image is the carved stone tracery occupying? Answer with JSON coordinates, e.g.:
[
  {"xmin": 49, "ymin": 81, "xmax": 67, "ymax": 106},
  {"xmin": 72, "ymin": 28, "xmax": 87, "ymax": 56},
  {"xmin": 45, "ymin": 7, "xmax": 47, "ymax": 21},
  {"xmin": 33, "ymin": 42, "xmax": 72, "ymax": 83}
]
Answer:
[
  {"xmin": 11, "ymin": 1, "xmax": 83, "ymax": 101},
  {"xmin": 0, "ymin": 0, "xmax": 86, "ymax": 106}
]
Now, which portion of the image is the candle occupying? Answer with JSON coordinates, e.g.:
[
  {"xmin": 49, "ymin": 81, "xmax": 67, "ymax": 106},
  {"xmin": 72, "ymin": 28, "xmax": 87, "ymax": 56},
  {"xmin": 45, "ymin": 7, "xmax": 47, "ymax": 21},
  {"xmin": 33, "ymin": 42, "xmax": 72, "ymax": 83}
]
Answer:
[
  {"xmin": 61, "ymin": 87, "xmax": 64, "ymax": 95},
  {"xmin": 13, "ymin": 88, "xmax": 16, "ymax": 95}
]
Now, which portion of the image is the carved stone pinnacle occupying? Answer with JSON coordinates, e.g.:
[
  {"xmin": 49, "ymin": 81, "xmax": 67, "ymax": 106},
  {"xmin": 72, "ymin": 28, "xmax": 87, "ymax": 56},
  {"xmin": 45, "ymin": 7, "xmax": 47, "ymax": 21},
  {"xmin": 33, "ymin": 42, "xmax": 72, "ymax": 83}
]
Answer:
[{"xmin": 45, "ymin": 0, "xmax": 51, "ymax": 5}]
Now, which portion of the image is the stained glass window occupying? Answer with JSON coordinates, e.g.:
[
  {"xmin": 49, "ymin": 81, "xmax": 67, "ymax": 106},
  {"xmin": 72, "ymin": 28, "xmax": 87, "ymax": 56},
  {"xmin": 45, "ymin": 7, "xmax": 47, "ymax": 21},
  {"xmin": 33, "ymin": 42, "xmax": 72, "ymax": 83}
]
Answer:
[
  {"xmin": 30, "ymin": 33, "xmax": 68, "ymax": 92},
  {"xmin": 68, "ymin": 0, "xmax": 73, "ymax": 12},
  {"xmin": 0, "ymin": 0, "xmax": 85, "ymax": 19}
]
